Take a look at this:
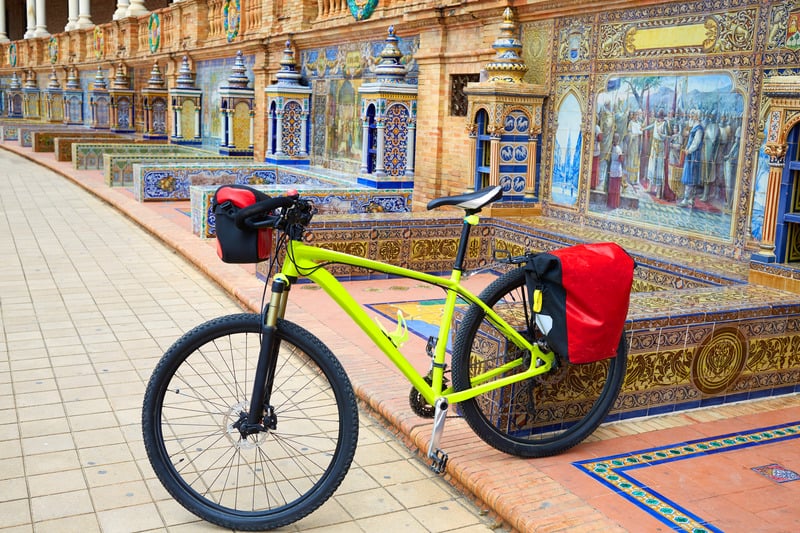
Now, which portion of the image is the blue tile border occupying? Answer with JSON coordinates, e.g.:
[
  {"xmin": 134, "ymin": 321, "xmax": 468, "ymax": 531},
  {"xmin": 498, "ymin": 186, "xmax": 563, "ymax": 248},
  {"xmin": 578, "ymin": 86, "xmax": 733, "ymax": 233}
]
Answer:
[{"xmin": 573, "ymin": 421, "xmax": 800, "ymax": 532}]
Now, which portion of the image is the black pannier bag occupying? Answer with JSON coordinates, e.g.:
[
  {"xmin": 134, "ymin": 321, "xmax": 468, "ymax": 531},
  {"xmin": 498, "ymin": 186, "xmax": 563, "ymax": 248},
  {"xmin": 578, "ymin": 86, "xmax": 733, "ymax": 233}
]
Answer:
[
  {"xmin": 212, "ymin": 185, "xmax": 273, "ymax": 264},
  {"xmin": 524, "ymin": 242, "xmax": 635, "ymax": 364}
]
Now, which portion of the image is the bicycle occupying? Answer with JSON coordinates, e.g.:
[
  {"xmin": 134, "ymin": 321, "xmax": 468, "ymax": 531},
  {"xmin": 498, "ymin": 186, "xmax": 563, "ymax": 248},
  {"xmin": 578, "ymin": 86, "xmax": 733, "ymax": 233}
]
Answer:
[{"xmin": 142, "ymin": 185, "xmax": 631, "ymax": 531}]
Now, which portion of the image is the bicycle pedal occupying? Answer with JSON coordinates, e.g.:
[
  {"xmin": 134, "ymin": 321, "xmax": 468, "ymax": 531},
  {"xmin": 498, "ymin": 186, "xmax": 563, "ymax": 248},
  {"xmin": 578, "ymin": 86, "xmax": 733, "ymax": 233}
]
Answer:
[{"xmin": 430, "ymin": 448, "xmax": 448, "ymax": 475}]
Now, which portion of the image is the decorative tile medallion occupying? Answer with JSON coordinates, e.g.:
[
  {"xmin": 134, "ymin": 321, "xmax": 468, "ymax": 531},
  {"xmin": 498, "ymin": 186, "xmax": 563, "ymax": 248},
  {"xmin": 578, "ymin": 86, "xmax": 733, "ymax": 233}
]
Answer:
[
  {"xmin": 48, "ymin": 37, "xmax": 58, "ymax": 64},
  {"xmin": 752, "ymin": 463, "xmax": 800, "ymax": 484},
  {"xmin": 223, "ymin": 0, "xmax": 240, "ymax": 42},
  {"xmin": 574, "ymin": 422, "xmax": 800, "ymax": 532},
  {"xmin": 347, "ymin": 0, "xmax": 378, "ymax": 21},
  {"xmin": 148, "ymin": 13, "xmax": 161, "ymax": 53}
]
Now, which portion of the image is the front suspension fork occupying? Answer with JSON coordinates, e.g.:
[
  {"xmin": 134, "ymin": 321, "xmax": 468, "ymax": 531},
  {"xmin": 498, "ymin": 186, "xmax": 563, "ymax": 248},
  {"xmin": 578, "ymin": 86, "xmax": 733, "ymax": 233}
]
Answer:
[{"xmin": 245, "ymin": 276, "xmax": 291, "ymax": 429}]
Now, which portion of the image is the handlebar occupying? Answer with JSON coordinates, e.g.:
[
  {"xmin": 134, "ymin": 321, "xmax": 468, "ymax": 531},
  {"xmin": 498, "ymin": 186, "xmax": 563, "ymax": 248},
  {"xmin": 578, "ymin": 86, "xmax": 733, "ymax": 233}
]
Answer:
[
  {"xmin": 235, "ymin": 194, "xmax": 297, "ymax": 229},
  {"xmin": 234, "ymin": 192, "xmax": 316, "ymax": 240}
]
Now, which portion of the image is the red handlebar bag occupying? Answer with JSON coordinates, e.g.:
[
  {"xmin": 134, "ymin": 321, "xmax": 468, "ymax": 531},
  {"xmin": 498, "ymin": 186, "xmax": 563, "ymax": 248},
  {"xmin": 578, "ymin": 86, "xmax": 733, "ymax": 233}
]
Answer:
[
  {"xmin": 525, "ymin": 242, "xmax": 634, "ymax": 364},
  {"xmin": 212, "ymin": 185, "xmax": 273, "ymax": 264}
]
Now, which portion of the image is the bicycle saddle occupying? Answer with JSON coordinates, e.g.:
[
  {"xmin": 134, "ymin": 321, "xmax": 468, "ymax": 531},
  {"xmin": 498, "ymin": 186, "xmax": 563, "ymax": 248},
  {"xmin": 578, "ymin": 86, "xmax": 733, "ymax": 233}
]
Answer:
[{"xmin": 426, "ymin": 186, "xmax": 503, "ymax": 212}]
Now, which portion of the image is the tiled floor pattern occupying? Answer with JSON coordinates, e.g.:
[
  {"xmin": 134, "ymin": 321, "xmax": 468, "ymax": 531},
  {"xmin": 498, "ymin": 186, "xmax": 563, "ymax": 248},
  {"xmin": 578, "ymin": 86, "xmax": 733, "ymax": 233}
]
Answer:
[
  {"xmin": 575, "ymin": 422, "xmax": 800, "ymax": 532},
  {"xmin": 2, "ymin": 142, "xmax": 800, "ymax": 532}
]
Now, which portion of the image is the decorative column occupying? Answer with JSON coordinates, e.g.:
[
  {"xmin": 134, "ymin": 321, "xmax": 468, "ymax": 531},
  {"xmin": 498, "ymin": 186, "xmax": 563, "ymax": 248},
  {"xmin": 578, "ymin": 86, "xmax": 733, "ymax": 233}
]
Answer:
[
  {"xmin": 43, "ymin": 68, "xmax": 63, "ymax": 122},
  {"xmin": 127, "ymin": 0, "xmax": 149, "ymax": 17},
  {"xmin": 756, "ymin": 143, "xmax": 786, "ymax": 261},
  {"xmin": 405, "ymin": 120, "xmax": 416, "ymax": 176},
  {"xmin": 33, "ymin": 0, "xmax": 49, "ymax": 37},
  {"xmin": 375, "ymin": 119, "xmax": 386, "ymax": 176},
  {"xmin": 360, "ymin": 122, "xmax": 370, "ymax": 173},
  {"xmin": 114, "ymin": 0, "xmax": 130, "ymax": 20},
  {"xmin": 108, "ymin": 63, "xmax": 134, "ymax": 133},
  {"xmin": 89, "ymin": 65, "xmax": 109, "ymax": 129},
  {"xmin": 463, "ymin": 8, "xmax": 547, "ymax": 207},
  {"xmin": 465, "ymin": 126, "xmax": 477, "ymax": 191},
  {"xmin": 22, "ymin": 69, "xmax": 41, "ymax": 120},
  {"xmin": 142, "ymin": 62, "xmax": 168, "ymax": 139},
  {"xmin": 218, "ymin": 50, "xmax": 255, "ymax": 156},
  {"xmin": 489, "ymin": 137, "xmax": 501, "ymax": 186},
  {"xmin": 169, "ymin": 56, "xmax": 202, "ymax": 144},
  {"xmin": 62, "ymin": 66, "xmax": 84, "ymax": 125},
  {"xmin": 357, "ymin": 26, "xmax": 418, "ymax": 188},
  {"xmin": 0, "ymin": 0, "xmax": 10, "ymax": 42},
  {"xmin": 6, "ymin": 71, "xmax": 23, "ymax": 118},
  {"xmin": 24, "ymin": 0, "xmax": 35, "ymax": 38},
  {"xmin": 76, "ymin": 0, "xmax": 93, "ymax": 29},
  {"xmin": 65, "ymin": 0, "xmax": 79, "ymax": 31},
  {"xmin": 265, "ymin": 39, "xmax": 312, "ymax": 165}
]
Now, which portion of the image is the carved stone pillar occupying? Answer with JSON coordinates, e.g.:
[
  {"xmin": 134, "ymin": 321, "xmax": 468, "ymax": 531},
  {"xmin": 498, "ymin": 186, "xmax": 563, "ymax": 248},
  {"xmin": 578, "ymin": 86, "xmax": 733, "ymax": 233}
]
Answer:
[{"xmin": 756, "ymin": 143, "xmax": 787, "ymax": 260}]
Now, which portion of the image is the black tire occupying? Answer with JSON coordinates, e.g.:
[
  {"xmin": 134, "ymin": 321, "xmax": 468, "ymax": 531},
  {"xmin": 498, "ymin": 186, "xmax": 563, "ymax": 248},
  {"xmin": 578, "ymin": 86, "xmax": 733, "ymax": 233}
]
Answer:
[
  {"xmin": 451, "ymin": 267, "xmax": 627, "ymax": 457},
  {"xmin": 142, "ymin": 313, "xmax": 358, "ymax": 531}
]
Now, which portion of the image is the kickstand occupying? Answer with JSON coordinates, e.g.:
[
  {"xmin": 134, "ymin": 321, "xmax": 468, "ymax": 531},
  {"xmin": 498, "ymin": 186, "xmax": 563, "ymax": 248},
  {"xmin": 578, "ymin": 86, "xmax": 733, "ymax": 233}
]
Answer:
[{"xmin": 427, "ymin": 398, "xmax": 449, "ymax": 474}]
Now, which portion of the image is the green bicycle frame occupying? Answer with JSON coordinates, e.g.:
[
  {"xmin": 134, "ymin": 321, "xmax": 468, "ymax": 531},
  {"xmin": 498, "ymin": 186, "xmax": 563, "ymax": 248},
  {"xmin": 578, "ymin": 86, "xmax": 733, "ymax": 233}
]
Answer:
[{"xmin": 274, "ymin": 237, "xmax": 556, "ymax": 406}]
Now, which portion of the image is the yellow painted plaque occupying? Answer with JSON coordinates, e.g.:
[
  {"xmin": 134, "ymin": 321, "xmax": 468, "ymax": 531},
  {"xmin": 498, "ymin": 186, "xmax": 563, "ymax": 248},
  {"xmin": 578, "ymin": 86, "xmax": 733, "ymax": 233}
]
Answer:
[{"xmin": 625, "ymin": 20, "xmax": 717, "ymax": 54}]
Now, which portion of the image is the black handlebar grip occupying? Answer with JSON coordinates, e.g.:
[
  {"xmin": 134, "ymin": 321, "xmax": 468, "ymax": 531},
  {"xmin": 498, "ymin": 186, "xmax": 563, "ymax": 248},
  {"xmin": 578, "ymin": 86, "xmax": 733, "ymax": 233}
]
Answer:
[{"xmin": 234, "ymin": 195, "xmax": 297, "ymax": 229}]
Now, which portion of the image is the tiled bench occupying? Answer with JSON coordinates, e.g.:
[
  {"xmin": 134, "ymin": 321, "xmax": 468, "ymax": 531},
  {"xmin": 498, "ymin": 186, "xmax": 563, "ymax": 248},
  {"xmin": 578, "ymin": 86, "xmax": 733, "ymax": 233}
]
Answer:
[
  {"xmin": 54, "ymin": 136, "xmax": 161, "ymax": 161},
  {"xmin": 18, "ymin": 125, "xmax": 76, "ymax": 147},
  {"xmin": 34, "ymin": 131, "xmax": 123, "ymax": 153},
  {"xmin": 71, "ymin": 143, "xmax": 208, "ymax": 171},
  {"xmin": 191, "ymin": 182, "xmax": 413, "ymax": 238},
  {"xmin": 104, "ymin": 154, "xmax": 253, "ymax": 187},
  {"xmin": 0, "ymin": 123, "xmax": 22, "ymax": 141},
  {"xmin": 135, "ymin": 162, "xmax": 352, "ymax": 202}
]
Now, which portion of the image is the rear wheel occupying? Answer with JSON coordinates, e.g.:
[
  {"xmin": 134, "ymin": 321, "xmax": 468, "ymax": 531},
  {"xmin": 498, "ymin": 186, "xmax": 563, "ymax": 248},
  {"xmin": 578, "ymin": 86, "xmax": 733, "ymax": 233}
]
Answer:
[
  {"xmin": 451, "ymin": 267, "xmax": 627, "ymax": 457},
  {"xmin": 142, "ymin": 313, "xmax": 358, "ymax": 530}
]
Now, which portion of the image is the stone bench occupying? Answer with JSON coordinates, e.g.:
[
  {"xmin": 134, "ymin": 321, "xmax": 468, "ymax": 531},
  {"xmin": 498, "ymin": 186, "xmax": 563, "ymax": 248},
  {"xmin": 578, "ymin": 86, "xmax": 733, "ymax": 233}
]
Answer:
[
  {"xmin": 18, "ymin": 125, "xmax": 76, "ymax": 148},
  {"xmin": 105, "ymin": 153, "xmax": 252, "ymax": 187},
  {"xmin": 0, "ymin": 123, "xmax": 23, "ymax": 141},
  {"xmin": 134, "ymin": 162, "xmax": 352, "ymax": 202},
  {"xmin": 71, "ymin": 143, "xmax": 206, "ymax": 171},
  {"xmin": 54, "ymin": 137, "xmax": 162, "ymax": 161},
  {"xmin": 190, "ymin": 182, "xmax": 413, "ymax": 238},
  {"xmin": 34, "ymin": 131, "xmax": 123, "ymax": 154}
]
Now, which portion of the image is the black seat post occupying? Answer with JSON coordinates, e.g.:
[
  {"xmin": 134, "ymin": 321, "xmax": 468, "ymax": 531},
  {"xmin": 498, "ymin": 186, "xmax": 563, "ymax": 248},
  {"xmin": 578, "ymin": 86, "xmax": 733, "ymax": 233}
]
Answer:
[{"xmin": 453, "ymin": 209, "xmax": 478, "ymax": 273}]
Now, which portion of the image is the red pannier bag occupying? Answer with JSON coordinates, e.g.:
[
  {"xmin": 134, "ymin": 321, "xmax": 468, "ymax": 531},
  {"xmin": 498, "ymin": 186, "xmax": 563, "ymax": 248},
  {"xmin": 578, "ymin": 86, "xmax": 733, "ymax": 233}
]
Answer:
[
  {"xmin": 212, "ymin": 185, "xmax": 273, "ymax": 264},
  {"xmin": 524, "ymin": 242, "xmax": 635, "ymax": 364}
]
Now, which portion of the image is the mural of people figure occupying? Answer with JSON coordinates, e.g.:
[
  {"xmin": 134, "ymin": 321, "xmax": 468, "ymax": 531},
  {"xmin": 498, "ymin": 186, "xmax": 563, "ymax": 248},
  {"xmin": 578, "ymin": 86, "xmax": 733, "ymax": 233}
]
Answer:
[
  {"xmin": 724, "ymin": 116, "xmax": 741, "ymax": 213},
  {"xmin": 607, "ymin": 133, "xmax": 623, "ymax": 209},
  {"xmin": 625, "ymin": 110, "xmax": 643, "ymax": 186},
  {"xmin": 640, "ymin": 109, "xmax": 655, "ymax": 186},
  {"xmin": 592, "ymin": 122, "xmax": 602, "ymax": 190},
  {"xmin": 598, "ymin": 101, "xmax": 614, "ymax": 186},
  {"xmin": 716, "ymin": 114, "xmax": 732, "ymax": 201},
  {"xmin": 614, "ymin": 98, "xmax": 629, "ymax": 147},
  {"xmin": 667, "ymin": 122, "xmax": 688, "ymax": 202},
  {"xmin": 700, "ymin": 110, "xmax": 720, "ymax": 202},
  {"xmin": 646, "ymin": 110, "xmax": 668, "ymax": 198},
  {"xmin": 678, "ymin": 109, "xmax": 704, "ymax": 207}
]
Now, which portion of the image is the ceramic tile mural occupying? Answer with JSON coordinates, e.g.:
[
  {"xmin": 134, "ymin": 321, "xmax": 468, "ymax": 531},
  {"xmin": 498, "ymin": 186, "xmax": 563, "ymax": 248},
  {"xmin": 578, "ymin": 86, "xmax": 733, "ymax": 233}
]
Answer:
[
  {"xmin": 300, "ymin": 34, "xmax": 419, "ymax": 172},
  {"xmin": 520, "ymin": 0, "xmax": 785, "ymax": 260},
  {"xmin": 194, "ymin": 54, "xmax": 256, "ymax": 146}
]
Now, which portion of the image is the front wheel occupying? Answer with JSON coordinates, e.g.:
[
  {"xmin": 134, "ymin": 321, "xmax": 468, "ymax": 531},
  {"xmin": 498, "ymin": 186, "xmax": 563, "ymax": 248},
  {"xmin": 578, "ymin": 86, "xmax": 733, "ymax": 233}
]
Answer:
[
  {"xmin": 451, "ymin": 267, "xmax": 627, "ymax": 457},
  {"xmin": 142, "ymin": 313, "xmax": 359, "ymax": 531}
]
